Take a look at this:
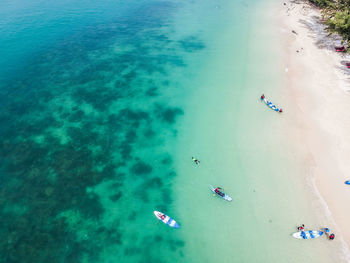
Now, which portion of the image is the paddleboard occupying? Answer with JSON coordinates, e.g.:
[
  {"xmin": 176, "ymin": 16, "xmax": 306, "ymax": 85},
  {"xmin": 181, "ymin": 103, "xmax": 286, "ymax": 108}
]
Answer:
[
  {"xmin": 209, "ymin": 185, "xmax": 232, "ymax": 202},
  {"xmin": 292, "ymin": 230, "xmax": 324, "ymax": 239},
  {"xmin": 262, "ymin": 97, "xmax": 282, "ymax": 112},
  {"xmin": 345, "ymin": 181, "xmax": 350, "ymax": 185},
  {"xmin": 153, "ymin": 211, "xmax": 180, "ymax": 228}
]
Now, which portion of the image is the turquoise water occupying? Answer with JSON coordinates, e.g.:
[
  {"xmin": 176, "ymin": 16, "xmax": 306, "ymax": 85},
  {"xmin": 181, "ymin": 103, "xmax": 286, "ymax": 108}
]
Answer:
[
  {"xmin": 173, "ymin": 1, "xmax": 342, "ymax": 262},
  {"xmin": 0, "ymin": 0, "xmax": 342, "ymax": 262}
]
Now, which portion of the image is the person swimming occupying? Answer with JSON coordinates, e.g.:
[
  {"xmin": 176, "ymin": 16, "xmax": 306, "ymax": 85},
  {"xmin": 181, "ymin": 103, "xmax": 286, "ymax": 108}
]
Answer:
[{"xmin": 192, "ymin": 157, "xmax": 200, "ymax": 165}]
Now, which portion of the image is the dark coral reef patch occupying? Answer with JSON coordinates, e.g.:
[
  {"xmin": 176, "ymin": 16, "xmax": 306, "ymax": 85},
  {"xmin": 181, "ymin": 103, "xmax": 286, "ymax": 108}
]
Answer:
[{"xmin": 0, "ymin": 1, "xmax": 205, "ymax": 262}]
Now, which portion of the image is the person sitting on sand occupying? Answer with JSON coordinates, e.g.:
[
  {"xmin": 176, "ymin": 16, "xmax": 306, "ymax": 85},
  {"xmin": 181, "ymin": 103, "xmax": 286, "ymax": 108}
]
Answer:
[
  {"xmin": 279, "ymin": 109, "xmax": 283, "ymax": 113},
  {"xmin": 329, "ymin": 233, "xmax": 335, "ymax": 240}
]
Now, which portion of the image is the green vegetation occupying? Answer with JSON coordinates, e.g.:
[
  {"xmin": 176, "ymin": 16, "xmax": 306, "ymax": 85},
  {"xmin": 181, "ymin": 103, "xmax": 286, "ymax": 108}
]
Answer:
[{"xmin": 310, "ymin": 0, "xmax": 350, "ymax": 42}]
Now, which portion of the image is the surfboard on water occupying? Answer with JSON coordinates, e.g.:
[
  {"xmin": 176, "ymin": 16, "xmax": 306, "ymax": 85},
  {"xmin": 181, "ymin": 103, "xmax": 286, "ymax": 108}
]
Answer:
[
  {"xmin": 292, "ymin": 230, "xmax": 324, "ymax": 239},
  {"xmin": 153, "ymin": 211, "xmax": 180, "ymax": 228},
  {"xmin": 209, "ymin": 185, "xmax": 232, "ymax": 202},
  {"xmin": 345, "ymin": 180, "xmax": 350, "ymax": 185}
]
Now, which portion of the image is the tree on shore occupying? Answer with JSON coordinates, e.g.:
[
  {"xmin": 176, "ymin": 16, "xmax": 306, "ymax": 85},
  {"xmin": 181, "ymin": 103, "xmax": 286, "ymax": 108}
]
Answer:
[{"xmin": 309, "ymin": 0, "xmax": 350, "ymax": 44}]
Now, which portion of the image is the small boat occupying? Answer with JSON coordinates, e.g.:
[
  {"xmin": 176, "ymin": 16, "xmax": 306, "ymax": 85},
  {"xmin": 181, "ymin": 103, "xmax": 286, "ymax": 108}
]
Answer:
[
  {"xmin": 345, "ymin": 180, "xmax": 350, "ymax": 185},
  {"xmin": 335, "ymin": 46, "xmax": 346, "ymax": 52},
  {"xmin": 260, "ymin": 94, "xmax": 283, "ymax": 113},
  {"xmin": 153, "ymin": 211, "xmax": 180, "ymax": 228},
  {"xmin": 292, "ymin": 230, "xmax": 324, "ymax": 239},
  {"xmin": 209, "ymin": 185, "xmax": 232, "ymax": 202}
]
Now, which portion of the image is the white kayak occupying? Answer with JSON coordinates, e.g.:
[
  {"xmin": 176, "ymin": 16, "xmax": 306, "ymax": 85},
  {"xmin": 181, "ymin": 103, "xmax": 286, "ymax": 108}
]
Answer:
[
  {"xmin": 153, "ymin": 211, "xmax": 180, "ymax": 228},
  {"xmin": 292, "ymin": 230, "xmax": 324, "ymax": 239},
  {"xmin": 261, "ymin": 97, "xmax": 282, "ymax": 113},
  {"xmin": 209, "ymin": 185, "xmax": 232, "ymax": 202}
]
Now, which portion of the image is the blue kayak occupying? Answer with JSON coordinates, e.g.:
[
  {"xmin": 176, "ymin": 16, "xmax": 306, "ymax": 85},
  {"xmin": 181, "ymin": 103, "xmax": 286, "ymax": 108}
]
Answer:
[
  {"xmin": 153, "ymin": 211, "xmax": 180, "ymax": 228},
  {"xmin": 293, "ymin": 230, "xmax": 324, "ymax": 239},
  {"xmin": 261, "ymin": 96, "xmax": 282, "ymax": 113}
]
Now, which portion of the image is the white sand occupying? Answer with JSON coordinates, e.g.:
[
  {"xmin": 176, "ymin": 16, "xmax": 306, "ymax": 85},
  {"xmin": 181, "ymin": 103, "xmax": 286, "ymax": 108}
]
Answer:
[{"xmin": 278, "ymin": 0, "xmax": 350, "ymax": 260}]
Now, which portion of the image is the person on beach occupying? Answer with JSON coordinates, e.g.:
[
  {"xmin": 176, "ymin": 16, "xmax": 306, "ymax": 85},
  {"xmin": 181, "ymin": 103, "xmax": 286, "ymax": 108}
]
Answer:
[
  {"xmin": 279, "ymin": 108, "xmax": 283, "ymax": 113},
  {"xmin": 192, "ymin": 157, "xmax": 200, "ymax": 165},
  {"xmin": 297, "ymin": 224, "xmax": 305, "ymax": 231},
  {"xmin": 329, "ymin": 233, "xmax": 335, "ymax": 240}
]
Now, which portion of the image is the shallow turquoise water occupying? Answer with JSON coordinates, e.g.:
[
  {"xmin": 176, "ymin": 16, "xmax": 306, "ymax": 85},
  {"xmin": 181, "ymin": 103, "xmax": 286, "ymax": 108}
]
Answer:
[
  {"xmin": 0, "ymin": 0, "xmax": 341, "ymax": 262},
  {"xmin": 173, "ymin": 1, "xmax": 341, "ymax": 262}
]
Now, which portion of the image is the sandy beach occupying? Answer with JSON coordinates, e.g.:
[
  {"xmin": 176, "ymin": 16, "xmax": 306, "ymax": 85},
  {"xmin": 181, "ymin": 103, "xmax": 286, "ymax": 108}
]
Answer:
[{"xmin": 279, "ymin": 0, "xmax": 350, "ymax": 260}]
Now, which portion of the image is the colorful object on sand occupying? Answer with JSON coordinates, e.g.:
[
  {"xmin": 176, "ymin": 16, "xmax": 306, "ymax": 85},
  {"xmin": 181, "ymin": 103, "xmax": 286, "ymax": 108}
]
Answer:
[
  {"xmin": 335, "ymin": 46, "xmax": 346, "ymax": 52},
  {"xmin": 209, "ymin": 185, "xmax": 232, "ymax": 202},
  {"xmin": 153, "ymin": 211, "xmax": 180, "ymax": 228},
  {"xmin": 345, "ymin": 63, "xmax": 350, "ymax": 69},
  {"xmin": 292, "ymin": 230, "xmax": 324, "ymax": 239},
  {"xmin": 260, "ymin": 94, "xmax": 283, "ymax": 113},
  {"xmin": 345, "ymin": 180, "xmax": 350, "ymax": 185}
]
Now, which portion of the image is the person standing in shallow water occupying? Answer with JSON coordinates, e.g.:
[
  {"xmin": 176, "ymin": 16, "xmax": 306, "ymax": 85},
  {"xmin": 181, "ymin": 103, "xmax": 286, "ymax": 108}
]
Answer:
[{"xmin": 323, "ymin": 227, "xmax": 335, "ymax": 240}]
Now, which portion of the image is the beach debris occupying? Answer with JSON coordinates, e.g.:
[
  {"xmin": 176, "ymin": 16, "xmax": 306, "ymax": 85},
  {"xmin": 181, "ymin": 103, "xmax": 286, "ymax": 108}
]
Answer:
[
  {"xmin": 292, "ymin": 30, "xmax": 298, "ymax": 35},
  {"xmin": 260, "ymin": 94, "xmax": 283, "ymax": 113}
]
